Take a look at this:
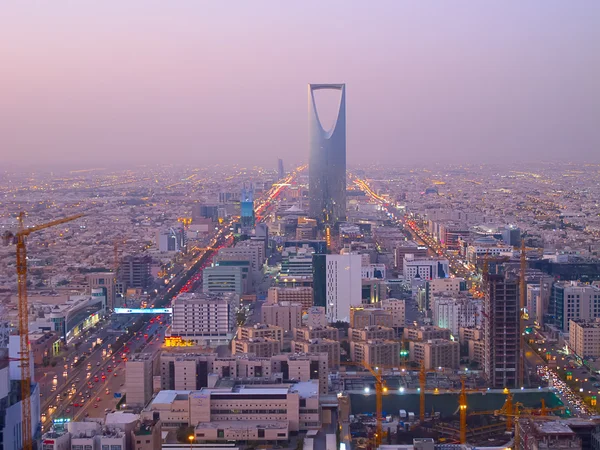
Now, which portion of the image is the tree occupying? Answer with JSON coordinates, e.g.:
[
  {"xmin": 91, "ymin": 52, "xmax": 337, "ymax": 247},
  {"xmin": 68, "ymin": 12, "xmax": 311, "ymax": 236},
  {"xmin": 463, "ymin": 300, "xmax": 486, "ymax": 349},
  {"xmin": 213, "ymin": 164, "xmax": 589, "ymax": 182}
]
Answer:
[{"xmin": 175, "ymin": 425, "xmax": 195, "ymax": 444}]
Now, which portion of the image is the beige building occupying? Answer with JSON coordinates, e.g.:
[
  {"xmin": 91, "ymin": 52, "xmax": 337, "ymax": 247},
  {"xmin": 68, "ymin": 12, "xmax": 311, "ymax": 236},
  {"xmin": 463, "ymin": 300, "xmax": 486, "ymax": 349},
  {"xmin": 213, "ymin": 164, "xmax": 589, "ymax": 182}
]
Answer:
[
  {"xmin": 409, "ymin": 339, "xmax": 460, "ymax": 370},
  {"xmin": 293, "ymin": 326, "xmax": 339, "ymax": 342},
  {"xmin": 132, "ymin": 420, "xmax": 162, "ymax": 450},
  {"xmin": 350, "ymin": 307, "xmax": 393, "ymax": 329},
  {"xmin": 569, "ymin": 319, "xmax": 600, "ymax": 358},
  {"xmin": 272, "ymin": 353, "xmax": 329, "ymax": 395},
  {"xmin": 140, "ymin": 382, "xmax": 320, "ymax": 437},
  {"xmin": 379, "ymin": 298, "xmax": 406, "ymax": 327},
  {"xmin": 292, "ymin": 338, "xmax": 340, "ymax": 368},
  {"xmin": 350, "ymin": 340, "xmax": 401, "ymax": 367},
  {"xmin": 468, "ymin": 340, "xmax": 485, "ymax": 366},
  {"xmin": 232, "ymin": 337, "xmax": 281, "ymax": 357},
  {"xmin": 349, "ymin": 326, "xmax": 395, "ymax": 342},
  {"xmin": 404, "ymin": 325, "xmax": 451, "ymax": 342},
  {"xmin": 267, "ymin": 287, "xmax": 313, "ymax": 309},
  {"xmin": 238, "ymin": 323, "xmax": 284, "ymax": 344},
  {"xmin": 261, "ymin": 301, "xmax": 303, "ymax": 332},
  {"xmin": 126, "ymin": 353, "xmax": 157, "ymax": 407},
  {"xmin": 459, "ymin": 327, "xmax": 483, "ymax": 343}
]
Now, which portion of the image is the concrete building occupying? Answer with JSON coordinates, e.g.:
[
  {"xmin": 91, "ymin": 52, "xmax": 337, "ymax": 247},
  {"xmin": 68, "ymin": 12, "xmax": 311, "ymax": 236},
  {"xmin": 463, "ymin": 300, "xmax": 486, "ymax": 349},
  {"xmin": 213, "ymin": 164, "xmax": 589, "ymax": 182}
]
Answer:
[
  {"xmin": 271, "ymin": 353, "xmax": 329, "ymax": 395},
  {"xmin": 170, "ymin": 293, "xmax": 238, "ymax": 347},
  {"xmin": 425, "ymin": 277, "xmax": 467, "ymax": 306},
  {"xmin": 403, "ymin": 254, "xmax": 450, "ymax": 282},
  {"xmin": 202, "ymin": 264, "xmax": 246, "ymax": 295},
  {"xmin": 350, "ymin": 340, "xmax": 402, "ymax": 367},
  {"xmin": 87, "ymin": 271, "xmax": 117, "ymax": 310},
  {"xmin": 409, "ymin": 339, "xmax": 460, "ymax": 370},
  {"xmin": 292, "ymin": 338, "xmax": 340, "ymax": 368},
  {"xmin": 350, "ymin": 307, "xmax": 394, "ymax": 329},
  {"xmin": 267, "ymin": 287, "xmax": 313, "ymax": 309},
  {"xmin": 232, "ymin": 337, "xmax": 281, "ymax": 357},
  {"xmin": 237, "ymin": 323, "xmax": 284, "ymax": 344},
  {"xmin": 459, "ymin": 327, "xmax": 483, "ymax": 343},
  {"xmin": 403, "ymin": 326, "xmax": 451, "ymax": 342},
  {"xmin": 293, "ymin": 326, "xmax": 339, "ymax": 342},
  {"xmin": 468, "ymin": 340, "xmax": 486, "ymax": 366},
  {"xmin": 484, "ymin": 272, "xmax": 520, "ymax": 389},
  {"xmin": 324, "ymin": 254, "xmax": 362, "ymax": 322},
  {"xmin": 517, "ymin": 419, "xmax": 582, "ymax": 450},
  {"xmin": 361, "ymin": 278, "xmax": 388, "ymax": 305},
  {"xmin": 550, "ymin": 281, "xmax": 600, "ymax": 332},
  {"xmin": 308, "ymin": 83, "xmax": 346, "ymax": 225},
  {"xmin": 394, "ymin": 241, "xmax": 428, "ymax": 271},
  {"xmin": 569, "ymin": 319, "xmax": 600, "ymax": 358},
  {"xmin": 120, "ymin": 254, "xmax": 152, "ymax": 289},
  {"xmin": 380, "ymin": 298, "xmax": 406, "ymax": 328},
  {"xmin": 126, "ymin": 353, "xmax": 157, "ymax": 407},
  {"xmin": 216, "ymin": 243, "xmax": 264, "ymax": 272},
  {"xmin": 40, "ymin": 430, "xmax": 70, "ymax": 450},
  {"xmin": 140, "ymin": 382, "xmax": 320, "ymax": 435},
  {"xmin": 430, "ymin": 294, "xmax": 482, "ymax": 336},
  {"xmin": 305, "ymin": 306, "xmax": 327, "ymax": 328},
  {"xmin": 349, "ymin": 326, "xmax": 395, "ymax": 342},
  {"xmin": 261, "ymin": 301, "xmax": 303, "ymax": 332},
  {"xmin": 132, "ymin": 419, "xmax": 162, "ymax": 450}
]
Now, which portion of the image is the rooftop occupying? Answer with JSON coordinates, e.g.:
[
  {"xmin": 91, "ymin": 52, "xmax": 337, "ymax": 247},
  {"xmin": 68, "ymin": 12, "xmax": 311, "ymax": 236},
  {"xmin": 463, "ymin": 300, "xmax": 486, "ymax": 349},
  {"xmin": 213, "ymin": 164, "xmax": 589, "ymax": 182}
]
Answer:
[{"xmin": 195, "ymin": 420, "xmax": 288, "ymax": 430}]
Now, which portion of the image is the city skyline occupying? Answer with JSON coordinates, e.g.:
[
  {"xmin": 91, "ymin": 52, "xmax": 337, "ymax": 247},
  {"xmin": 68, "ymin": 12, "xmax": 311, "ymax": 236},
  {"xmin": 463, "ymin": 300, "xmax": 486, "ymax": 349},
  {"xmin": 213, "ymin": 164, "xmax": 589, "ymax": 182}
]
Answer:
[{"xmin": 2, "ymin": 1, "xmax": 599, "ymax": 168}]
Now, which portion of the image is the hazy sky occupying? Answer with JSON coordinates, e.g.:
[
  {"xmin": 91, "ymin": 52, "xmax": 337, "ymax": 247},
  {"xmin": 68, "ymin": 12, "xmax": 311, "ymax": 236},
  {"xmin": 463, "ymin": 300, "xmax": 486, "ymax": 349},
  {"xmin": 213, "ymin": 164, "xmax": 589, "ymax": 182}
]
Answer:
[{"xmin": 2, "ymin": 1, "xmax": 599, "ymax": 169}]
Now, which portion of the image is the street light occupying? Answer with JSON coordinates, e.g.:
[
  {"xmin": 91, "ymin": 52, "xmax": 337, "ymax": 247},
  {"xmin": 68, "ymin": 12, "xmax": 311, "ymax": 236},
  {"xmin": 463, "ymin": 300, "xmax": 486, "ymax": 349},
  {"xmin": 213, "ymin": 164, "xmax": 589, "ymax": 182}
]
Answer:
[{"xmin": 188, "ymin": 435, "xmax": 194, "ymax": 450}]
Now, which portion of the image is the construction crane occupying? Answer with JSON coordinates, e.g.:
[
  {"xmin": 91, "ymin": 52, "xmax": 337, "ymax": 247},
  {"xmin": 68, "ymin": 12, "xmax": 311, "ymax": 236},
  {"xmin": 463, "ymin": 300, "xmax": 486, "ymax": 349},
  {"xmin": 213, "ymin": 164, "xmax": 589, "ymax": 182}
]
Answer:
[
  {"xmin": 8, "ymin": 212, "xmax": 85, "ymax": 450},
  {"xmin": 419, "ymin": 362, "xmax": 439, "ymax": 423}
]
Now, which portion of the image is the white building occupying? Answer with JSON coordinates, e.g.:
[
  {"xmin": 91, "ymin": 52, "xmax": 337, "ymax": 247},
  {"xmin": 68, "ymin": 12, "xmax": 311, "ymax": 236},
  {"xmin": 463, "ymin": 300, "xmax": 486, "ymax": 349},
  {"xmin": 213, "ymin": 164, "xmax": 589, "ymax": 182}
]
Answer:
[
  {"xmin": 403, "ymin": 254, "xmax": 450, "ymax": 282},
  {"xmin": 325, "ymin": 254, "xmax": 362, "ymax": 322},
  {"xmin": 202, "ymin": 264, "xmax": 247, "ymax": 295},
  {"xmin": 157, "ymin": 227, "xmax": 184, "ymax": 252},
  {"xmin": 430, "ymin": 294, "xmax": 482, "ymax": 336},
  {"xmin": 170, "ymin": 293, "xmax": 238, "ymax": 346},
  {"xmin": 361, "ymin": 264, "xmax": 386, "ymax": 280}
]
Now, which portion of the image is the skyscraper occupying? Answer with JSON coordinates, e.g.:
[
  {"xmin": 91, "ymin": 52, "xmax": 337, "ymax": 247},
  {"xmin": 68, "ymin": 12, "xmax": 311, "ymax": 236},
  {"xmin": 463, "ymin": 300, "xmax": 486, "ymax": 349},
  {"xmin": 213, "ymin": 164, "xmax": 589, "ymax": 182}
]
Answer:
[
  {"xmin": 308, "ymin": 83, "xmax": 346, "ymax": 225},
  {"xmin": 240, "ymin": 184, "xmax": 255, "ymax": 233},
  {"xmin": 483, "ymin": 270, "xmax": 520, "ymax": 389},
  {"xmin": 277, "ymin": 158, "xmax": 285, "ymax": 180}
]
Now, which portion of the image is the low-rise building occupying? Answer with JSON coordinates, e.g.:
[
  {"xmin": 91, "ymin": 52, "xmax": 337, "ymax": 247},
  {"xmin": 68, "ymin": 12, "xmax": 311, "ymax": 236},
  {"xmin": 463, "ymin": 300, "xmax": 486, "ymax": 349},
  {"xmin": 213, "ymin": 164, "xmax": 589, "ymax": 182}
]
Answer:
[
  {"xmin": 232, "ymin": 337, "xmax": 281, "ymax": 358},
  {"xmin": 132, "ymin": 419, "xmax": 162, "ymax": 450},
  {"xmin": 349, "ymin": 326, "xmax": 395, "ymax": 342},
  {"xmin": 409, "ymin": 339, "xmax": 460, "ymax": 370},
  {"xmin": 403, "ymin": 326, "xmax": 451, "ymax": 342},
  {"xmin": 379, "ymin": 298, "xmax": 406, "ymax": 328},
  {"xmin": 293, "ymin": 326, "xmax": 339, "ymax": 342},
  {"xmin": 569, "ymin": 319, "xmax": 600, "ymax": 358},
  {"xmin": 350, "ymin": 307, "xmax": 393, "ymax": 329},
  {"xmin": 292, "ymin": 338, "xmax": 340, "ymax": 368},
  {"xmin": 237, "ymin": 323, "xmax": 284, "ymax": 344},
  {"xmin": 350, "ymin": 340, "xmax": 402, "ymax": 367},
  {"xmin": 261, "ymin": 301, "xmax": 303, "ymax": 332},
  {"xmin": 267, "ymin": 287, "xmax": 313, "ymax": 309}
]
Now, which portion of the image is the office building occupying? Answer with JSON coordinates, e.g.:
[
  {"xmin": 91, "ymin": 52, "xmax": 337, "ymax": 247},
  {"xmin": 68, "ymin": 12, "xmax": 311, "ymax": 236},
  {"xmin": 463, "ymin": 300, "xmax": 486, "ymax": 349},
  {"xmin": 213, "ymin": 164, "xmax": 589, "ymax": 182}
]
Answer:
[
  {"xmin": 132, "ymin": 419, "xmax": 162, "ymax": 450},
  {"xmin": 240, "ymin": 185, "xmax": 255, "ymax": 233},
  {"xmin": 202, "ymin": 264, "xmax": 246, "ymax": 295},
  {"xmin": 379, "ymin": 298, "xmax": 406, "ymax": 328},
  {"xmin": 351, "ymin": 340, "xmax": 402, "ymax": 367},
  {"xmin": 192, "ymin": 204, "xmax": 219, "ymax": 222},
  {"xmin": 305, "ymin": 306, "xmax": 327, "ymax": 328},
  {"xmin": 550, "ymin": 281, "xmax": 600, "ymax": 332},
  {"xmin": 232, "ymin": 337, "xmax": 281, "ymax": 357},
  {"xmin": 361, "ymin": 278, "xmax": 388, "ymax": 305},
  {"xmin": 293, "ymin": 326, "xmax": 339, "ymax": 341},
  {"xmin": 349, "ymin": 325, "xmax": 395, "ymax": 342},
  {"xmin": 87, "ymin": 271, "xmax": 117, "ymax": 310},
  {"xmin": 569, "ymin": 319, "xmax": 600, "ymax": 359},
  {"xmin": 403, "ymin": 254, "xmax": 449, "ymax": 281},
  {"xmin": 517, "ymin": 419, "xmax": 582, "ymax": 450},
  {"xmin": 395, "ymin": 242, "xmax": 428, "ymax": 271},
  {"xmin": 501, "ymin": 225, "xmax": 521, "ymax": 247},
  {"xmin": 141, "ymin": 381, "xmax": 320, "ymax": 434},
  {"xmin": 308, "ymin": 83, "xmax": 346, "ymax": 225},
  {"xmin": 292, "ymin": 338, "xmax": 340, "ymax": 368},
  {"xmin": 170, "ymin": 293, "xmax": 238, "ymax": 347},
  {"xmin": 120, "ymin": 255, "xmax": 152, "ymax": 289},
  {"xmin": 403, "ymin": 325, "xmax": 451, "ymax": 342},
  {"xmin": 125, "ymin": 353, "xmax": 157, "ymax": 407},
  {"xmin": 409, "ymin": 339, "xmax": 460, "ymax": 370},
  {"xmin": 280, "ymin": 247, "xmax": 315, "ymax": 277},
  {"xmin": 350, "ymin": 307, "xmax": 394, "ymax": 329},
  {"xmin": 157, "ymin": 226, "xmax": 185, "ymax": 252},
  {"xmin": 261, "ymin": 301, "xmax": 303, "ymax": 332},
  {"xmin": 267, "ymin": 287, "xmax": 313, "ymax": 309},
  {"xmin": 430, "ymin": 294, "xmax": 482, "ymax": 336},
  {"xmin": 483, "ymin": 272, "xmax": 520, "ymax": 389},
  {"xmin": 318, "ymin": 253, "xmax": 362, "ymax": 323},
  {"xmin": 216, "ymin": 244, "xmax": 264, "ymax": 272}
]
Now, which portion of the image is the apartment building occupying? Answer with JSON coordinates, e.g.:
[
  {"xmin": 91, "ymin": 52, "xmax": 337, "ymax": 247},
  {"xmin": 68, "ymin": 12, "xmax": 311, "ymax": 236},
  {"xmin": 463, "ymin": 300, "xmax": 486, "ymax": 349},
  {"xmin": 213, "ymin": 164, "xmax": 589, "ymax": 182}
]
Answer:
[
  {"xmin": 261, "ymin": 301, "xmax": 303, "ymax": 332},
  {"xmin": 350, "ymin": 307, "xmax": 394, "ymax": 329},
  {"xmin": 349, "ymin": 326, "xmax": 395, "ymax": 342},
  {"xmin": 267, "ymin": 287, "xmax": 313, "ymax": 309},
  {"xmin": 569, "ymin": 319, "xmax": 600, "ymax": 358},
  {"xmin": 550, "ymin": 281, "xmax": 600, "ymax": 332},
  {"xmin": 350, "ymin": 340, "xmax": 401, "ymax": 367},
  {"xmin": 293, "ymin": 326, "xmax": 339, "ymax": 342},
  {"xmin": 379, "ymin": 298, "xmax": 406, "ymax": 327},
  {"xmin": 237, "ymin": 323, "xmax": 284, "ymax": 344},
  {"xmin": 232, "ymin": 337, "xmax": 281, "ymax": 357},
  {"xmin": 459, "ymin": 327, "xmax": 483, "ymax": 343},
  {"xmin": 126, "ymin": 353, "xmax": 158, "ymax": 407},
  {"xmin": 409, "ymin": 339, "xmax": 460, "ymax": 370},
  {"xmin": 292, "ymin": 338, "xmax": 340, "ymax": 368},
  {"xmin": 430, "ymin": 294, "xmax": 482, "ymax": 336},
  {"xmin": 403, "ymin": 326, "xmax": 451, "ymax": 342}
]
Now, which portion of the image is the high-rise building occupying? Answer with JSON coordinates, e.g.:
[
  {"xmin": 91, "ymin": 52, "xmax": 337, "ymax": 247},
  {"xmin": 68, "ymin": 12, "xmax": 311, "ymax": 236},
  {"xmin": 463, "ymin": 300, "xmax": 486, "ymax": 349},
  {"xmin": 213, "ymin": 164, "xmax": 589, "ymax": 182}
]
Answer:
[
  {"xmin": 483, "ymin": 272, "xmax": 520, "ymax": 389},
  {"xmin": 308, "ymin": 83, "xmax": 346, "ymax": 225},
  {"xmin": 125, "ymin": 353, "xmax": 157, "ymax": 407},
  {"xmin": 120, "ymin": 255, "xmax": 152, "ymax": 289},
  {"xmin": 240, "ymin": 184, "xmax": 255, "ymax": 233},
  {"xmin": 277, "ymin": 158, "xmax": 285, "ymax": 180},
  {"xmin": 549, "ymin": 281, "xmax": 600, "ymax": 332},
  {"xmin": 323, "ymin": 254, "xmax": 362, "ymax": 322}
]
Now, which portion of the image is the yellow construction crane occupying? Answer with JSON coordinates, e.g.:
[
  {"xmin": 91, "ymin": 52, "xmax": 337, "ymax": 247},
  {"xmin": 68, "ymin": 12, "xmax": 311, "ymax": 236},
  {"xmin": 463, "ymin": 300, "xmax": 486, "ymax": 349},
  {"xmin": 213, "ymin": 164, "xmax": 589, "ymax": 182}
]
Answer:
[
  {"xmin": 11, "ymin": 212, "xmax": 85, "ymax": 450},
  {"xmin": 419, "ymin": 362, "xmax": 438, "ymax": 423}
]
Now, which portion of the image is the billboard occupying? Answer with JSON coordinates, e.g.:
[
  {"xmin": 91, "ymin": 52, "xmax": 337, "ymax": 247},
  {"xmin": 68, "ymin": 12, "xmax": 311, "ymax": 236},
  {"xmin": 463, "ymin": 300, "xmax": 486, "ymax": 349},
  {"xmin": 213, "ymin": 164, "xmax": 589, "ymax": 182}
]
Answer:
[{"xmin": 113, "ymin": 308, "xmax": 172, "ymax": 314}]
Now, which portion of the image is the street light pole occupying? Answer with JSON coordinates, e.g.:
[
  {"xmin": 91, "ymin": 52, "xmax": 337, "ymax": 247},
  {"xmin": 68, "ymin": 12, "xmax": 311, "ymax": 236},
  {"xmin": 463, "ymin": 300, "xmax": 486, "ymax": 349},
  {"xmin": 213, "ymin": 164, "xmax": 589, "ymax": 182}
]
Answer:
[{"xmin": 188, "ymin": 434, "xmax": 194, "ymax": 450}]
